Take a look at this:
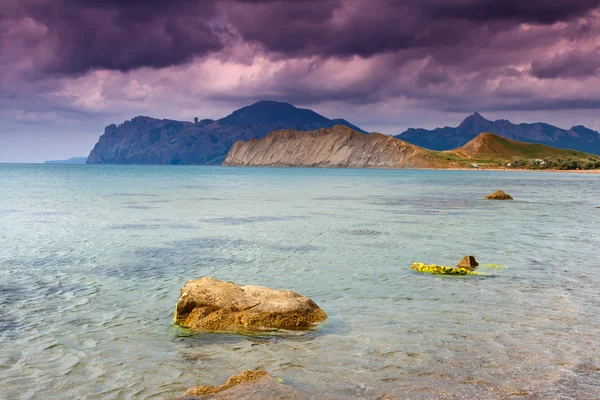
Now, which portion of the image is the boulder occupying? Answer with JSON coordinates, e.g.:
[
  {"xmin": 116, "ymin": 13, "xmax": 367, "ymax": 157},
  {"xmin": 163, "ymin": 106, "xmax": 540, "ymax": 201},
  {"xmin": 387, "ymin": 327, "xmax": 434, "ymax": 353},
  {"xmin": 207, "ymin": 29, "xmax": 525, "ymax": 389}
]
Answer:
[
  {"xmin": 174, "ymin": 277, "xmax": 327, "ymax": 332},
  {"xmin": 484, "ymin": 190, "xmax": 513, "ymax": 200},
  {"xmin": 456, "ymin": 256, "xmax": 478, "ymax": 269}
]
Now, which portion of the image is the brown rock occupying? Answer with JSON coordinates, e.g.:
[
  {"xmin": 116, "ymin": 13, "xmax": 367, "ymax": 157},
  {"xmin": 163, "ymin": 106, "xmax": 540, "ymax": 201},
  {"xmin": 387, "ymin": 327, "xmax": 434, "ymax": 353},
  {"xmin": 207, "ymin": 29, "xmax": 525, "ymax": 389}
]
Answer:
[
  {"xmin": 174, "ymin": 277, "xmax": 327, "ymax": 332},
  {"xmin": 178, "ymin": 370, "xmax": 329, "ymax": 399},
  {"xmin": 456, "ymin": 256, "xmax": 479, "ymax": 269},
  {"xmin": 182, "ymin": 370, "xmax": 271, "ymax": 397},
  {"xmin": 484, "ymin": 190, "xmax": 513, "ymax": 200}
]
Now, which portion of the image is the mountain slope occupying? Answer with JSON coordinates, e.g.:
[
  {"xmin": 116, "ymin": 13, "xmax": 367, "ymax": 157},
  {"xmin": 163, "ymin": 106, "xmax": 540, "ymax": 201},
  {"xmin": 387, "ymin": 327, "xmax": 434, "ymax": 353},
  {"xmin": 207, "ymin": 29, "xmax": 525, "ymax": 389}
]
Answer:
[
  {"xmin": 86, "ymin": 101, "xmax": 367, "ymax": 165},
  {"xmin": 448, "ymin": 132, "xmax": 595, "ymax": 159},
  {"xmin": 396, "ymin": 112, "xmax": 600, "ymax": 155},
  {"xmin": 224, "ymin": 125, "xmax": 453, "ymax": 168}
]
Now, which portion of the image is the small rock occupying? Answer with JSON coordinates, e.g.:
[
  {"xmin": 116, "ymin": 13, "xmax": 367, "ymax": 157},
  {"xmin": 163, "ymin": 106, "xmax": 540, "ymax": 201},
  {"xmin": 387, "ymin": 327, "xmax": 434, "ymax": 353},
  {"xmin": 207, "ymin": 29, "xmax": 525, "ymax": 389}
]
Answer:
[
  {"xmin": 182, "ymin": 370, "xmax": 270, "ymax": 397},
  {"xmin": 484, "ymin": 190, "xmax": 513, "ymax": 200},
  {"xmin": 174, "ymin": 277, "xmax": 327, "ymax": 332},
  {"xmin": 179, "ymin": 370, "xmax": 309, "ymax": 399},
  {"xmin": 456, "ymin": 256, "xmax": 479, "ymax": 269}
]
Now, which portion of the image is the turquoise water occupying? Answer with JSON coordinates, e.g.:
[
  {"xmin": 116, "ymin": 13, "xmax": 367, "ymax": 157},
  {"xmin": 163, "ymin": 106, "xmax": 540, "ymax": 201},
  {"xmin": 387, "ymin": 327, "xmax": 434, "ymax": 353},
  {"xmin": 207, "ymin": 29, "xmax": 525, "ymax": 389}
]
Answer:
[{"xmin": 1, "ymin": 164, "xmax": 599, "ymax": 399}]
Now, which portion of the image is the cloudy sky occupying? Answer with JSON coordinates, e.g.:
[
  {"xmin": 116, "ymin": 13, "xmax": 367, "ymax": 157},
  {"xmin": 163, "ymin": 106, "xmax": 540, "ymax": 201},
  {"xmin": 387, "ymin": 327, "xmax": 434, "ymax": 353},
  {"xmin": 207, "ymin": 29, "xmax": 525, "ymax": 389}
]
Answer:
[{"xmin": 2, "ymin": 0, "xmax": 600, "ymax": 162}]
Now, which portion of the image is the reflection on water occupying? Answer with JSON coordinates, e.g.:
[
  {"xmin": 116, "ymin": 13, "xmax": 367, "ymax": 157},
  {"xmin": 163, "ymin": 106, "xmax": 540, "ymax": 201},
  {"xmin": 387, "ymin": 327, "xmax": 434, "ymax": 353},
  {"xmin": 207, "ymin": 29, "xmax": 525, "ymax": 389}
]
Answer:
[{"xmin": 1, "ymin": 165, "xmax": 599, "ymax": 399}]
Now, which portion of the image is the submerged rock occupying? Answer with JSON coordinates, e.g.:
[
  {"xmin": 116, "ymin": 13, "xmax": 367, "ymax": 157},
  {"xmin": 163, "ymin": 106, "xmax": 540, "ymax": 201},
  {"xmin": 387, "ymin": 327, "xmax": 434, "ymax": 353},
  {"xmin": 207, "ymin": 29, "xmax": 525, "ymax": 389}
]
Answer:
[
  {"xmin": 179, "ymin": 370, "xmax": 307, "ymax": 399},
  {"xmin": 182, "ymin": 370, "xmax": 268, "ymax": 397},
  {"xmin": 484, "ymin": 190, "xmax": 513, "ymax": 200},
  {"xmin": 174, "ymin": 277, "xmax": 327, "ymax": 332},
  {"xmin": 456, "ymin": 256, "xmax": 479, "ymax": 269}
]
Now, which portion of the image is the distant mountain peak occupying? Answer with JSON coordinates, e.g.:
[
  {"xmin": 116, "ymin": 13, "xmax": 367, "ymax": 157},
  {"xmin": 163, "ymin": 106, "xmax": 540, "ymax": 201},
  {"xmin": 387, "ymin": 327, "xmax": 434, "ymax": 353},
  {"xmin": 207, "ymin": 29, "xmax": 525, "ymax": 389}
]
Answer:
[
  {"xmin": 457, "ymin": 112, "xmax": 492, "ymax": 130},
  {"xmin": 463, "ymin": 111, "xmax": 487, "ymax": 122},
  {"xmin": 218, "ymin": 100, "xmax": 330, "ymax": 127}
]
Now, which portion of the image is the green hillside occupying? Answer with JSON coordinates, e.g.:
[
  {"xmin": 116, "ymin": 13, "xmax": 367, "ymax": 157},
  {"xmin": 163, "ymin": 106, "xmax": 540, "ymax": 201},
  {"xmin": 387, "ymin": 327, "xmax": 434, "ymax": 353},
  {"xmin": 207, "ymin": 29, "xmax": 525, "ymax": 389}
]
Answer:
[{"xmin": 442, "ymin": 132, "xmax": 600, "ymax": 169}]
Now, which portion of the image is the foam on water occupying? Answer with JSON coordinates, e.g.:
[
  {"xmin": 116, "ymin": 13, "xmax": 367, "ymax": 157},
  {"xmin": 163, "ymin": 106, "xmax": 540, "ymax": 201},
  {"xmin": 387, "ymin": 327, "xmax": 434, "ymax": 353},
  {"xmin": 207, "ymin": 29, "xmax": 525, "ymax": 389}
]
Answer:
[{"xmin": 1, "ymin": 164, "xmax": 599, "ymax": 399}]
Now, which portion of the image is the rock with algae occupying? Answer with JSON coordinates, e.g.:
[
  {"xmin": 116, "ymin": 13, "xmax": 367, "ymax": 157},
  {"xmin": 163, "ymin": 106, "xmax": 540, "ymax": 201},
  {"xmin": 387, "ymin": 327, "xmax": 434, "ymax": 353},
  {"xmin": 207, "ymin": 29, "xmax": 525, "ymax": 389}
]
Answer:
[
  {"xmin": 484, "ymin": 190, "xmax": 513, "ymax": 200},
  {"xmin": 174, "ymin": 277, "xmax": 327, "ymax": 332},
  {"xmin": 411, "ymin": 262, "xmax": 481, "ymax": 276},
  {"xmin": 456, "ymin": 256, "xmax": 478, "ymax": 269}
]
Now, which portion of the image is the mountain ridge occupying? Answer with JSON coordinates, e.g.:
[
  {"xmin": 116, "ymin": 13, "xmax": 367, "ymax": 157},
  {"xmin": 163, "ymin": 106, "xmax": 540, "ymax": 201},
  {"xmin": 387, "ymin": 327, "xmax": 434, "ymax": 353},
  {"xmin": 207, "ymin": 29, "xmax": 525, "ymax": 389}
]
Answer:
[
  {"xmin": 86, "ymin": 101, "xmax": 367, "ymax": 165},
  {"xmin": 224, "ymin": 125, "xmax": 450, "ymax": 169},
  {"xmin": 224, "ymin": 128, "xmax": 600, "ymax": 170},
  {"xmin": 396, "ymin": 113, "xmax": 600, "ymax": 155}
]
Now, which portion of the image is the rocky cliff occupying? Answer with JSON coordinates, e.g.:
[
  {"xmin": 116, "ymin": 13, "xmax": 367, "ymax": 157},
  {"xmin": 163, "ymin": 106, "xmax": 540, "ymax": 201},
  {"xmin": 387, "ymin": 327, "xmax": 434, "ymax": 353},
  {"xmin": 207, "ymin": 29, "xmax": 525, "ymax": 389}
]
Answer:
[
  {"xmin": 396, "ymin": 112, "xmax": 600, "ymax": 155},
  {"xmin": 223, "ymin": 125, "xmax": 452, "ymax": 168},
  {"xmin": 86, "ymin": 101, "xmax": 367, "ymax": 165}
]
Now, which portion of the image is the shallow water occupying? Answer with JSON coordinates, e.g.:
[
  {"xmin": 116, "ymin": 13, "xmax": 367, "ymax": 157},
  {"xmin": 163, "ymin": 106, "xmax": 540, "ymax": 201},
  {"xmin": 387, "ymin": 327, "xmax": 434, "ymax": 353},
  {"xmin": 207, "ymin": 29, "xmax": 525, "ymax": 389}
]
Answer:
[{"xmin": 1, "ymin": 164, "xmax": 599, "ymax": 399}]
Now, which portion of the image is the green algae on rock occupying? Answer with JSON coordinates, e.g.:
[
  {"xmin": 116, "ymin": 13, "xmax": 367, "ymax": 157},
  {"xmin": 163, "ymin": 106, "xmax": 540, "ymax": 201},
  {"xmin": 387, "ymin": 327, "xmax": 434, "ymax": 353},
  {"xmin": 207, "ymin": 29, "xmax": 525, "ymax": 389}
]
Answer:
[
  {"xmin": 411, "ymin": 262, "xmax": 481, "ymax": 276},
  {"xmin": 174, "ymin": 277, "xmax": 327, "ymax": 332},
  {"xmin": 481, "ymin": 263, "xmax": 508, "ymax": 269}
]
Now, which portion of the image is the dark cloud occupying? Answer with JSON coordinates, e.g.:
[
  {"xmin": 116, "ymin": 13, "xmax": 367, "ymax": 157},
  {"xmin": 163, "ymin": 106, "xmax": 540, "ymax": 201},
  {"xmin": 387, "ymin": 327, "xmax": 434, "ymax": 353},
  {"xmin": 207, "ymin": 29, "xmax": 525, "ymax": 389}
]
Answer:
[
  {"xmin": 531, "ymin": 50, "xmax": 600, "ymax": 79},
  {"xmin": 3, "ymin": 0, "xmax": 227, "ymax": 75},
  {"xmin": 3, "ymin": 0, "xmax": 600, "ymax": 76},
  {"xmin": 227, "ymin": 0, "xmax": 600, "ymax": 57},
  {"xmin": 428, "ymin": 0, "xmax": 600, "ymax": 24}
]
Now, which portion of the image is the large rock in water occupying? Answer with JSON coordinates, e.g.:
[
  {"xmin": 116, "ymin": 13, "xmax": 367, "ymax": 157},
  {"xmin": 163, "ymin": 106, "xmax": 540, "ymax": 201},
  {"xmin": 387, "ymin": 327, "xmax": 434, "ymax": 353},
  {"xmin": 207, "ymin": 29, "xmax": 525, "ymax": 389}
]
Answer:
[
  {"xmin": 174, "ymin": 277, "xmax": 327, "ymax": 331},
  {"xmin": 484, "ymin": 190, "xmax": 513, "ymax": 200}
]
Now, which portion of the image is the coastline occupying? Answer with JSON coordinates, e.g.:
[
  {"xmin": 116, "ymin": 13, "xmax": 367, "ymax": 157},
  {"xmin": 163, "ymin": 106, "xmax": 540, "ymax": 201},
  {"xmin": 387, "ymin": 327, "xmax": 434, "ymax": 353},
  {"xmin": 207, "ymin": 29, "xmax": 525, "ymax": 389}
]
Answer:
[{"xmin": 431, "ymin": 167, "xmax": 600, "ymax": 174}]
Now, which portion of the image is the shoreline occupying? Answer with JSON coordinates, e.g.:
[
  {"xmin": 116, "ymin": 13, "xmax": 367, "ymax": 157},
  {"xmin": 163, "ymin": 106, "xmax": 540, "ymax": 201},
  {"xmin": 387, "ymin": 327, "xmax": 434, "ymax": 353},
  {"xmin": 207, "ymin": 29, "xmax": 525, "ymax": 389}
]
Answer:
[{"xmin": 428, "ymin": 167, "xmax": 600, "ymax": 174}]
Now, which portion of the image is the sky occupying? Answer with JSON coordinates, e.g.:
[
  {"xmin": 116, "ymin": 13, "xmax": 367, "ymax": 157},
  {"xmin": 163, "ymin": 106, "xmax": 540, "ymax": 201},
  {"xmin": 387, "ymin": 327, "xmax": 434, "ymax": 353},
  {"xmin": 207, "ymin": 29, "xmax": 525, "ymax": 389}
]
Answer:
[{"xmin": 2, "ymin": 0, "xmax": 600, "ymax": 162}]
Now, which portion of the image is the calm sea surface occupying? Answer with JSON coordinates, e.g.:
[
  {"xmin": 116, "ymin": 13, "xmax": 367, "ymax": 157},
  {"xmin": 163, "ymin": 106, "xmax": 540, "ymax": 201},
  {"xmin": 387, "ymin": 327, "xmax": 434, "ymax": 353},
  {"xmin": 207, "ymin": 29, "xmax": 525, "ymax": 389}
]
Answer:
[{"xmin": 1, "ymin": 164, "xmax": 599, "ymax": 399}]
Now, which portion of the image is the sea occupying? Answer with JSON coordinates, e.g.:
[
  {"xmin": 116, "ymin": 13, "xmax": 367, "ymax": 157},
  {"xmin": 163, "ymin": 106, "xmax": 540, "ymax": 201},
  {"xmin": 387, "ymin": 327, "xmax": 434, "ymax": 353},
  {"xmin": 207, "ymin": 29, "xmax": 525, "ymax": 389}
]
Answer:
[{"xmin": 1, "ymin": 164, "xmax": 599, "ymax": 399}]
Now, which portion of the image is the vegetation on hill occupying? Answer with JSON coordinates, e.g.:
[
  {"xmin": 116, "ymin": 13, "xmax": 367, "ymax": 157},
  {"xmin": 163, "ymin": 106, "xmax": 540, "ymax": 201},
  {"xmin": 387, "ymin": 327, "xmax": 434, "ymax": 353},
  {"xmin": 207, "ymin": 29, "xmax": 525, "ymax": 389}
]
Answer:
[{"xmin": 445, "ymin": 132, "xmax": 600, "ymax": 170}]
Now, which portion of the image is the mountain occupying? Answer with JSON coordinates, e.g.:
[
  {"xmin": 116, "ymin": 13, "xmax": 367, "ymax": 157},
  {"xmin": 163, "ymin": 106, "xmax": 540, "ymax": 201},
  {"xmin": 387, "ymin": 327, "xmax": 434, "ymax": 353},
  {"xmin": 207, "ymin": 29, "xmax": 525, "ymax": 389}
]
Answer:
[
  {"xmin": 44, "ymin": 157, "xmax": 87, "ymax": 164},
  {"xmin": 447, "ymin": 132, "xmax": 596, "ymax": 159},
  {"xmin": 396, "ymin": 112, "xmax": 600, "ymax": 155},
  {"xmin": 224, "ymin": 128, "xmax": 600, "ymax": 170},
  {"xmin": 224, "ymin": 125, "xmax": 453, "ymax": 169},
  {"xmin": 86, "ymin": 101, "xmax": 367, "ymax": 165}
]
